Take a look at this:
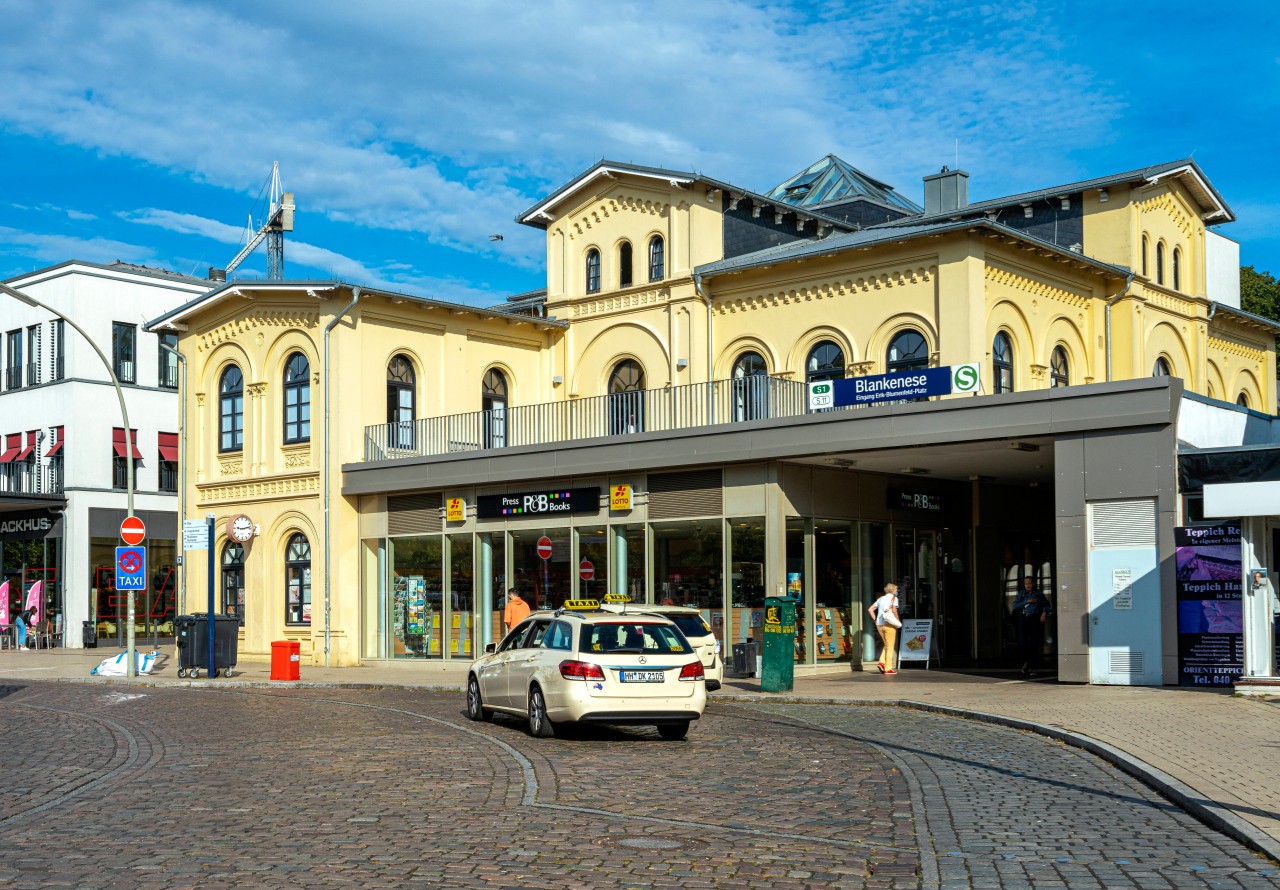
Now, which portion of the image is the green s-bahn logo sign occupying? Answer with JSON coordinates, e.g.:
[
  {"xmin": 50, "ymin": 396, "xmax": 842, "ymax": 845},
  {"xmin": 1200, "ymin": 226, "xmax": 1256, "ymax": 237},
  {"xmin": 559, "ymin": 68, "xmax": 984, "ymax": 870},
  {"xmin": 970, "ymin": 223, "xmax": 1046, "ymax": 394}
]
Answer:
[{"xmin": 952, "ymin": 363, "xmax": 980, "ymax": 394}]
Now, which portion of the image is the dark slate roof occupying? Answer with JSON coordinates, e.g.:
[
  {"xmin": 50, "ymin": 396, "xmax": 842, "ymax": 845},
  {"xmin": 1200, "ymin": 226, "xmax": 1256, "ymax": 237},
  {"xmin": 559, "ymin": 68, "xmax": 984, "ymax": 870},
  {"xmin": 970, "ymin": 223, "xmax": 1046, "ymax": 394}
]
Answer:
[
  {"xmin": 876, "ymin": 158, "xmax": 1233, "ymax": 227},
  {"xmin": 764, "ymin": 155, "xmax": 922, "ymax": 214},
  {"xmin": 5, "ymin": 259, "xmax": 210, "ymax": 287},
  {"xmin": 517, "ymin": 159, "xmax": 857, "ymax": 233},
  {"xmin": 695, "ymin": 218, "xmax": 1133, "ymax": 280}
]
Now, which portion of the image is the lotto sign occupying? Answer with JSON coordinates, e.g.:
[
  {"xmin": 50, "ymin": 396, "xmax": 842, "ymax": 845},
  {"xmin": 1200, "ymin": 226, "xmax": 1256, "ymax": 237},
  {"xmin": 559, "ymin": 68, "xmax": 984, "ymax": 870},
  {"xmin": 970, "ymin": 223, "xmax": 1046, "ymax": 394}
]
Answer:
[
  {"xmin": 115, "ymin": 546, "xmax": 147, "ymax": 591},
  {"xmin": 120, "ymin": 515, "xmax": 146, "ymax": 545},
  {"xmin": 446, "ymin": 497, "xmax": 466, "ymax": 522},
  {"xmin": 536, "ymin": 536, "xmax": 553, "ymax": 560},
  {"xmin": 609, "ymin": 484, "xmax": 632, "ymax": 511},
  {"xmin": 579, "ymin": 559, "xmax": 595, "ymax": 581}
]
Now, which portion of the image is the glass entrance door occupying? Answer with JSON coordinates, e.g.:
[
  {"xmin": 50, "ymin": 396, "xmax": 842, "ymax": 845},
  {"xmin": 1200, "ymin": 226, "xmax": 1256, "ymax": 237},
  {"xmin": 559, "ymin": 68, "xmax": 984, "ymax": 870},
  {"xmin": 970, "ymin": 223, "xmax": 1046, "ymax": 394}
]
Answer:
[{"xmin": 892, "ymin": 527, "xmax": 937, "ymax": 622}]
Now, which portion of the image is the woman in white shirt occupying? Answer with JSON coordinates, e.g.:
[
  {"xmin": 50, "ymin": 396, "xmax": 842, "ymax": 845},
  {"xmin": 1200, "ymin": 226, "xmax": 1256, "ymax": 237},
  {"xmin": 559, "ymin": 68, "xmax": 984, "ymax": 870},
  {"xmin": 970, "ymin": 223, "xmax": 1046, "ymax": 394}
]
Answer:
[{"xmin": 866, "ymin": 583, "xmax": 901, "ymax": 674}]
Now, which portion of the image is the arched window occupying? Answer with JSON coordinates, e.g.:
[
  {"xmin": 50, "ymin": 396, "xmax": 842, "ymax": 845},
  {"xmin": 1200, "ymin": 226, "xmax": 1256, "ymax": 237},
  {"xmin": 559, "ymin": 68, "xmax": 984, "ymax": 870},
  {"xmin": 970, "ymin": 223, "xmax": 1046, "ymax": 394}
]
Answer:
[
  {"xmin": 608, "ymin": 360, "xmax": 645, "ymax": 434},
  {"xmin": 282, "ymin": 352, "xmax": 310, "ymax": 444},
  {"xmin": 387, "ymin": 354, "xmax": 416, "ymax": 449},
  {"xmin": 1156, "ymin": 242, "xmax": 1165, "ymax": 285},
  {"xmin": 732, "ymin": 351, "xmax": 769, "ymax": 422},
  {"xmin": 1172, "ymin": 247, "xmax": 1182, "ymax": 291},
  {"xmin": 222, "ymin": 541, "xmax": 245, "ymax": 624},
  {"xmin": 648, "ymin": 236, "xmax": 665, "ymax": 282},
  {"xmin": 805, "ymin": 341, "xmax": 845, "ymax": 383},
  {"xmin": 285, "ymin": 533, "xmax": 311, "ymax": 625},
  {"xmin": 1237, "ymin": 392, "xmax": 1250, "ymax": 409},
  {"xmin": 618, "ymin": 242, "xmax": 633, "ymax": 289},
  {"xmin": 886, "ymin": 329, "xmax": 928, "ymax": 374},
  {"xmin": 585, "ymin": 248, "xmax": 601, "ymax": 294},
  {"xmin": 1141, "ymin": 235, "xmax": 1149, "ymax": 277},
  {"xmin": 1152, "ymin": 357, "xmax": 1172, "ymax": 377},
  {"xmin": 993, "ymin": 332, "xmax": 1014, "ymax": 393},
  {"xmin": 1050, "ymin": 346, "xmax": 1070, "ymax": 388},
  {"xmin": 219, "ymin": 365, "xmax": 244, "ymax": 453},
  {"xmin": 482, "ymin": 368, "xmax": 508, "ymax": 448}
]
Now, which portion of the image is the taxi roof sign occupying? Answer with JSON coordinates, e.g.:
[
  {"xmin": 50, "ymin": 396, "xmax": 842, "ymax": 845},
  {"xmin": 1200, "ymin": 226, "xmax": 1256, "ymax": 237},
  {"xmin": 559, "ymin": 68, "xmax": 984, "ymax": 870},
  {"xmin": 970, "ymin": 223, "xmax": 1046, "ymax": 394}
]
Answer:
[
  {"xmin": 562, "ymin": 599, "xmax": 601, "ymax": 611},
  {"xmin": 603, "ymin": 593, "xmax": 632, "ymax": 603}
]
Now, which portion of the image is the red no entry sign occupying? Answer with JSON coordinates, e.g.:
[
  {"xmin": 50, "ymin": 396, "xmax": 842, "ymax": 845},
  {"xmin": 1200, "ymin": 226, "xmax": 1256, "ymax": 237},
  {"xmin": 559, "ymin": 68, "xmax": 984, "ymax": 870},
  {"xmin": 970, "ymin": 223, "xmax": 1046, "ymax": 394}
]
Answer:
[
  {"xmin": 536, "ymin": 536, "xmax": 553, "ymax": 560},
  {"xmin": 120, "ymin": 516, "xmax": 146, "ymax": 546},
  {"xmin": 579, "ymin": 559, "xmax": 594, "ymax": 581}
]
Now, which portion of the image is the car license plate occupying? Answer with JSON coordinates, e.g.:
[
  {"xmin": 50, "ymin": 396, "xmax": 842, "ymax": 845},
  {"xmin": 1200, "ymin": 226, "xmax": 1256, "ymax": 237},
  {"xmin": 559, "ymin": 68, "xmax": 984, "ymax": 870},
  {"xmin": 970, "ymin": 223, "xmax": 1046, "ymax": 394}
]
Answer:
[{"xmin": 619, "ymin": 670, "xmax": 665, "ymax": 683}]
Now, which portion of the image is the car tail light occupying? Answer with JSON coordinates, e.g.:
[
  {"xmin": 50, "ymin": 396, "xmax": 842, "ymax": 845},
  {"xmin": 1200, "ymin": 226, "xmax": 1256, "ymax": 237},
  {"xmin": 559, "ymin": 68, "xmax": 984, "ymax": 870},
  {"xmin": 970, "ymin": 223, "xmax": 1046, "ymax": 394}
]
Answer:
[
  {"xmin": 679, "ymin": 661, "xmax": 705, "ymax": 681},
  {"xmin": 559, "ymin": 660, "xmax": 605, "ymax": 681}
]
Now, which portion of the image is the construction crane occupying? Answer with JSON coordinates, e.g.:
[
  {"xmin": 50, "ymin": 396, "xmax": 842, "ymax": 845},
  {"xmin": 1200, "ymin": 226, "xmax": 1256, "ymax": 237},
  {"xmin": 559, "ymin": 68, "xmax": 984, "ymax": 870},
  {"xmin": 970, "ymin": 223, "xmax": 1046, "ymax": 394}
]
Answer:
[{"xmin": 217, "ymin": 162, "xmax": 295, "ymax": 280}]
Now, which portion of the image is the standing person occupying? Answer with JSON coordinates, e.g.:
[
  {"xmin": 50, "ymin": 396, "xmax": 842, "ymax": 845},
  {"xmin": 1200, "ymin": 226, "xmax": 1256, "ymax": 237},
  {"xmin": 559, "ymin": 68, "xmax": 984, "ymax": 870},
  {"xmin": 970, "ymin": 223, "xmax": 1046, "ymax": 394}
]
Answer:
[
  {"xmin": 503, "ymin": 588, "xmax": 530, "ymax": 634},
  {"xmin": 866, "ymin": 583, "xmax": 901, "ymax": 675},
  {"xmin": 1012, "ymin": 576, "xmax": 1051, "ymax": 677},
  {"xmin": 15, "ymin": 605, "xmax": 35, "ymax": 651}
]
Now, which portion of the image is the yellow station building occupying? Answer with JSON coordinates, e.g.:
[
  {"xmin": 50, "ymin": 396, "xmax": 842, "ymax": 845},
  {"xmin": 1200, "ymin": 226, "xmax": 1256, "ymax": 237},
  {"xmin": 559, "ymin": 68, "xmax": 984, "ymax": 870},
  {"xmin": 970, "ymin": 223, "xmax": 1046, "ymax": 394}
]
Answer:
[{"xmin": 147, "ymin": 155, "xmax": 1278, "ymax": 684}]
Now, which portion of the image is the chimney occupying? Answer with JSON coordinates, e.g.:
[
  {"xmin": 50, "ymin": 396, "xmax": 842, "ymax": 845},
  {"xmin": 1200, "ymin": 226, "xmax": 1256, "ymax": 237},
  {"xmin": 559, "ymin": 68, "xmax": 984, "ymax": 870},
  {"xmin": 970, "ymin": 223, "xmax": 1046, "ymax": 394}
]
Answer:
[
  {"xmin": 208, "ymin": 267, "xmax": 227, "ymax": 282},
  {"xmin": 923, "ymin": 166, "xmax": 969, "ymax": 215}
]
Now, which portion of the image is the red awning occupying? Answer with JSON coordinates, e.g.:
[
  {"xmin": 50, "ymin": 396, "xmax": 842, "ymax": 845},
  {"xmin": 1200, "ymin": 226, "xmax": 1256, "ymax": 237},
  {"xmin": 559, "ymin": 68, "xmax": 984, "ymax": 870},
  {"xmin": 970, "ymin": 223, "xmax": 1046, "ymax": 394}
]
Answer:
[
  {"xmin": 15, "ymin": 431, "xmax": 37, "ymax": 462},
  {"xmin": 45, "ymin": 428, "xmax": 63, "ymax": 458},
  {"xmin": 112, "ymin": 428, "xmax": 142, "ymax": 460},
  {"xmin": 0, "ymin": 434, "xmax": 21, "ymax": 463},
  {"xmin": 158, "ymin": 432, "xmax": 179, "ymax": 462}
]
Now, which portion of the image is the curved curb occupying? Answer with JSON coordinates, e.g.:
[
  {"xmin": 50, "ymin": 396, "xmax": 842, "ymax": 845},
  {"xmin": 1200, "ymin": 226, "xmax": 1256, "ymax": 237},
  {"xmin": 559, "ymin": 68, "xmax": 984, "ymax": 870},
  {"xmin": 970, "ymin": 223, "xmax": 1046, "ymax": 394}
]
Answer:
[{"xmin": 715, "ymin": 693, "xmax": 1280, "ymax": 865}]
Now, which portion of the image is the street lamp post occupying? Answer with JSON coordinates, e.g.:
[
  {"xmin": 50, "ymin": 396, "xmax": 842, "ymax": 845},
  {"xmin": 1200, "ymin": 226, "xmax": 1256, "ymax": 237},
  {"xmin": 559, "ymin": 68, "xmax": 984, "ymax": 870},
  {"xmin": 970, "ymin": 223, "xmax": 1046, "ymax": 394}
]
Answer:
[
  {"xmin": 159, "ymin": 341, "xmax": 186, "ymax": 615},
  {"xmin": 0, "ymin": 282, "xmax": 139, "ymax": 677}
]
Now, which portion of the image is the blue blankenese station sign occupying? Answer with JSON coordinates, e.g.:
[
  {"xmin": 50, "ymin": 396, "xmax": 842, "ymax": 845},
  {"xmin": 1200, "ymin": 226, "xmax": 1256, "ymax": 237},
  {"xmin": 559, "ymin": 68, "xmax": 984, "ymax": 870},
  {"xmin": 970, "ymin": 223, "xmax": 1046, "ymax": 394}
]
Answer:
[{"xmin": 809, "ymin": 363, "xmax": 980, "ymax": 409}]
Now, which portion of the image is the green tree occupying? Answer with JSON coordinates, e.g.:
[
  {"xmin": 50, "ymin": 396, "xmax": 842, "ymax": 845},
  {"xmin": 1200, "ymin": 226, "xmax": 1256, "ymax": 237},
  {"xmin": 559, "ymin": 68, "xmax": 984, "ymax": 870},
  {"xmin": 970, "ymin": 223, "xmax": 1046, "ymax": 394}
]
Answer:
[{"xmin": 1241, "ymin": 266, "xmax": 1280, "ymax": 321}]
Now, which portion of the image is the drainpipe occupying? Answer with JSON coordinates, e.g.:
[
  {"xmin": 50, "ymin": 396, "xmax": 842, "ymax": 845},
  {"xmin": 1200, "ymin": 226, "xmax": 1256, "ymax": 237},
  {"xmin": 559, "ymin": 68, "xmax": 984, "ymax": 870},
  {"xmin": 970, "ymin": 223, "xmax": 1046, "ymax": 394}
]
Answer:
[
  {"xmin": 1104, "ymin": 272, "xmax": 1137, "ymax": 382},
  {"xmin": 692, "ymin": 272, "xmax": 713, "ymax": 382},
  {"xmin": 323, "ymin": 286, "xmax": 362, "ymax": 667}
]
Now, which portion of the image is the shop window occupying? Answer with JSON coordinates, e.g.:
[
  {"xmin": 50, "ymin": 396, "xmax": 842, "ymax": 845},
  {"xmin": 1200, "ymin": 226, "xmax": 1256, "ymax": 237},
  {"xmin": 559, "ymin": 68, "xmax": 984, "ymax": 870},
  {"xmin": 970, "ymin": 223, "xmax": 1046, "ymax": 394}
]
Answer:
[
  {"xmin": 814, "ymin": 519, "xmax": 854, "ymax": 663},
  {"xmin": 886, "ymin": 329, "xmax": 928, "ymax": 374},
  {"xmin": 608, "ymin": 359, "xmax": 645, "ymax": 434},
  {"xmin": 1156, "ymin": 242, "xmax": 1165, "ymax": 285},
  {"xmin": 1050, "ymin": 346, "xmax": 1070, "ymax": 388},
  {"xmin": 283, "ymin": 352, "xmax": 311, "ymax": 444},
  {"xmin": 1172, "ymin": 247, "xmax": 1182, "ymax": 291},
  {"xmin": 219, "ymin": 365, "xmax": 244, "ymax": 452},
  {"xmin": 386, "ymin": 354, "xmax": 416, "ymax": 448},
  {"xmin": 726, "ymin": 517, "xmax": 764, "ymax": 651},
  {"xmin": 391, "ymin": 535, "xmax": 443, "ymax": 657},
  {"xmin": 786, "ymin": 518, "xmax": 807, "ymax": 663},
  {"xmin": 653, "ymin": 519, "xmax": 724, "ymax": 615},
  {"xmin": 577, "ymin": 526, "xmax": 608, "ymax": 601},
  {"xmin": 111, "ymin": 322, "xmax": 135, "ymax": 384},
  {"xmin": 648, "ymin": 236, "xmax": 665, "ymax": 282},
  {"xmin": 805, "ymin": 341, "xmax": 844, "ymax": 383},
  {"xmin": 481, "ymin": 368, "xmax": 508, "ymax": 448},
  {"xmin": 222, "ymin": 542, "xmax": 245, "ymax": 624},
  {"xmin": 585, "ymin": 248, "xmax": 601, "ymax": 294},
  {"xmin": 613, "ymin": 524, "xmax": 646, "ymax": 602},
  {"xmin": 511, "ymin": 528, "xmax": 570, "ymax": 611},
  {"xmin": 993, "ymin": 332, "xmax": 1014, "ymax": 394},
  {"xmin": 448, "ymin": 534, "xmax": 474, "ymax": 658},
  {"xmin": 1152, "ymin": 357, "xmax": 1172, "ymax": 377},
  {"xmin": 482, "ymin": 532, "xmax": 507, "ymax": 647},
  {"xmin": 285, "ymin": 533, "xmax": 311, "ymax": 625},
  {"xmin": 618, "ymin": 241, "xmax": 633, "ymax": 288},
  {"xmin": 732, "ymin": 351, "xmax": 769, "ymax": 422}
]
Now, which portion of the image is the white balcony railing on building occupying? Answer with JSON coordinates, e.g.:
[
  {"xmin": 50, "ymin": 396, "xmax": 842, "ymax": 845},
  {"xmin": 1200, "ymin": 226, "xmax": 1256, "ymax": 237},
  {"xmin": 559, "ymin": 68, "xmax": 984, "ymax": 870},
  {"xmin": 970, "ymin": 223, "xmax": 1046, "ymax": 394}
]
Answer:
[{"xmin": 364, "ymin": 376, "xmax": 809, "ymax": 461}]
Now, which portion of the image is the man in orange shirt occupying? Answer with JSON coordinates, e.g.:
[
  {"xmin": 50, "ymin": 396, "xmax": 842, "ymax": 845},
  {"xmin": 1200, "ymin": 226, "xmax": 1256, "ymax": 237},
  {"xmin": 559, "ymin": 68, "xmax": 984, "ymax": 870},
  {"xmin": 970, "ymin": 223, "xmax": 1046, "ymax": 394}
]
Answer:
[{"xmin": 503, "ymin": 588, "xmax": 530, "ymax": 633}]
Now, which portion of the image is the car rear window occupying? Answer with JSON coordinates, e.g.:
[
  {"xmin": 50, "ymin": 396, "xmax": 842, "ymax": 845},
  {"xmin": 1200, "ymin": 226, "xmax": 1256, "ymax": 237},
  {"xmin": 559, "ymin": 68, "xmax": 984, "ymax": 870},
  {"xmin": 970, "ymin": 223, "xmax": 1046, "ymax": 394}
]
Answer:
[
  {"xmin": 666, "ymin": 615, "xmax": 711, "ymax": 639},
  {"xmin": 581, "ymin": 622, "xmax": 693, "ymax": 655}
]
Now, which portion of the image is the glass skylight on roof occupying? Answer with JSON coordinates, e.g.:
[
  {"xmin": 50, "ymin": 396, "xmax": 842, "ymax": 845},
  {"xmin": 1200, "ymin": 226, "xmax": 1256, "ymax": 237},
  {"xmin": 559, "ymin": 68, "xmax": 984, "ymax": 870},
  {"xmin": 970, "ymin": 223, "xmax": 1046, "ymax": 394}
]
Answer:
[{"xmin": 765, "ymin": 155, "xmax": 923, "ymax": 213}]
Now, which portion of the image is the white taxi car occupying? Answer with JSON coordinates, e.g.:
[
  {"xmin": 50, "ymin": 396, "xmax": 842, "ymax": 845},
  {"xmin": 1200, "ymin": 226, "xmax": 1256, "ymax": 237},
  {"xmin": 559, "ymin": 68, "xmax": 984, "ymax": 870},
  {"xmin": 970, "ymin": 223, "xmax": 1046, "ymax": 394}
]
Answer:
[
  {"xmin": 602, "ymin": 602, "xmax": 723, "ymax": 690},
  {"xmin": 466, "ymin": 598, "xmax": 707, "ymax": 740}
]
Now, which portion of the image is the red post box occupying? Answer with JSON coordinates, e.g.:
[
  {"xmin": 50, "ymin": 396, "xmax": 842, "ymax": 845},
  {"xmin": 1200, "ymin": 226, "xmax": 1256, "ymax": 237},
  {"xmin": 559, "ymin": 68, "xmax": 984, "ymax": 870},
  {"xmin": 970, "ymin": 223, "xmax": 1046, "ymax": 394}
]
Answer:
[{"xmin": 271, "ymin": 640, "xmax": 301, "ymax": 681}]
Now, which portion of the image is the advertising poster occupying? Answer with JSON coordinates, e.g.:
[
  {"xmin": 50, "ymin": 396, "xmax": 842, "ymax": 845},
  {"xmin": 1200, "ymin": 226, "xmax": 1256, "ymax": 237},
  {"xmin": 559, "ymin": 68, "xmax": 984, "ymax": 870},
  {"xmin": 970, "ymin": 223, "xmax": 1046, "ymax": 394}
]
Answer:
[
  {"xmin": 897, "ymin": 618, "xmax": 933, "ymax": 665},
  {"xmin": 1175, "ymin": 525, "xmax": 1243, "ymax": 686}
]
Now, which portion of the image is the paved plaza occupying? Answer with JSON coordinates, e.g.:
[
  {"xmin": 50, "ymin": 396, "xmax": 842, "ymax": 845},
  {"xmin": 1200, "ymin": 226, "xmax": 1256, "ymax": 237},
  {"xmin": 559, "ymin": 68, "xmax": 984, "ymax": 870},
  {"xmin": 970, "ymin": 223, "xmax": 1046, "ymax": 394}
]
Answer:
[{"xmin": 2, "ymin": 679, "xmax": 1278, "ymax": 889}]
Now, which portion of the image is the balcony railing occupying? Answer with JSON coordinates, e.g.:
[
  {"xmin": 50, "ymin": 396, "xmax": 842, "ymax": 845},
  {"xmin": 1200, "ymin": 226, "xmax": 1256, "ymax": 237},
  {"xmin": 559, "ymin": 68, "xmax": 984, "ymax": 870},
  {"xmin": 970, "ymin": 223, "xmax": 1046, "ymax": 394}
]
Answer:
[
  {"xmin": 364, "ymin": 376, "xmax": 810, "ymax": 461},
  {"xmin": 5, "ymin": 365, "xmax": 21, "ymax": 390},
  {"xmin": 0, "ymin": 462, "xmax": 63, "ymax": 496},
  {"xmin": 25, "ymin": 361, "xmax": 39, "ymax": 386}
]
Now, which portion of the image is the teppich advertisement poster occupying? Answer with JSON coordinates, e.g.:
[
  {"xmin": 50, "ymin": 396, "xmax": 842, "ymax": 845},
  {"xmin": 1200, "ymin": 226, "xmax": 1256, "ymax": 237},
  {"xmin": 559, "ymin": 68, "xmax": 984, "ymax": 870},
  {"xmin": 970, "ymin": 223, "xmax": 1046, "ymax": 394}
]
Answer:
[{"xmin": 1175, "ymin": 525, "xmax": 1243, "ymax": 686}]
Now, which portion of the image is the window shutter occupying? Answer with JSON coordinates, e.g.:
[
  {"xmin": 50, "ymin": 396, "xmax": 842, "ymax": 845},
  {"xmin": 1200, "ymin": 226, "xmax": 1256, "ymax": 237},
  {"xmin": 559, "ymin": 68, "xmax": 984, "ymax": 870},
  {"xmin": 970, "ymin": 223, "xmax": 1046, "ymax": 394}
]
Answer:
[
  {"xmin": 1088, "ymin": 499, "xmax": 1157, "ymax": 549},
  {"xmin": 388, "ymin": 493, "xmax": 443, "ymax": 535},
  {"xmin": 647, "ymin": 469, "xmax": 722, "ymax": 519}
]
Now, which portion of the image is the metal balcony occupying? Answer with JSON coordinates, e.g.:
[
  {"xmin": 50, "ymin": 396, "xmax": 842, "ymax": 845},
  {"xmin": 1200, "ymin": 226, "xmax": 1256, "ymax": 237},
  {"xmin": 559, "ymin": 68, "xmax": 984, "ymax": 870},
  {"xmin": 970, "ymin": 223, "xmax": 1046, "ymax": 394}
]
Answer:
[
  {"xmin": 364, "ymin": 376, "xmax": 809, "ymax": 461},
  {"xmin": 0, "ymin": 462, "xmax": 64, "ymax": 496}
]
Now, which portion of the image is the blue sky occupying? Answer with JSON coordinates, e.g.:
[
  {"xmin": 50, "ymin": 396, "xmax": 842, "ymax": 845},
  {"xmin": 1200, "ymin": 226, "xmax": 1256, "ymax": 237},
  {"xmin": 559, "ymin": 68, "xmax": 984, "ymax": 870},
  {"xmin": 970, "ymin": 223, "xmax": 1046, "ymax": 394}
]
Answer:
[{"xmin": 0, "ymin": 0, "xmax": 1277, "ymax": 305}]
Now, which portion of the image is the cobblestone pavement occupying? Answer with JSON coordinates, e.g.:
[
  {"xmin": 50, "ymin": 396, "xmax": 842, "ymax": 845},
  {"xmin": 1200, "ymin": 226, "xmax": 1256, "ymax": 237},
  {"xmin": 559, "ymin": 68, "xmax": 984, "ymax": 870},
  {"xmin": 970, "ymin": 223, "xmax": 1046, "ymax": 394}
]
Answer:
[{"xmin": 0, "ymin": 682, "xmax": 1275, "ymax": 889}]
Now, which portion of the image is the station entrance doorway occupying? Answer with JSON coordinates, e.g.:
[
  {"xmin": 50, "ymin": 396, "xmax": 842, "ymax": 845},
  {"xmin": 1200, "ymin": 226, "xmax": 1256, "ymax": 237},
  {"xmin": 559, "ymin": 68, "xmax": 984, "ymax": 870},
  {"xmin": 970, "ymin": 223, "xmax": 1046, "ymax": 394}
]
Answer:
[{"xmin": 890, "ymin": 526, "xmax": 971, "ymax": 663}]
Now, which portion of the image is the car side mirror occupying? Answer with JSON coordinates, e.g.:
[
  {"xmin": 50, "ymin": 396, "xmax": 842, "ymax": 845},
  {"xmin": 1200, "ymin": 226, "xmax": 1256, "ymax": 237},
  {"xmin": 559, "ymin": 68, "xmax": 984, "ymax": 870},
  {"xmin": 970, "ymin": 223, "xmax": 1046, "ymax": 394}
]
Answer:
[{"xmin": 485, "ymin": 642, "xmax": 496, "ymax": 654}]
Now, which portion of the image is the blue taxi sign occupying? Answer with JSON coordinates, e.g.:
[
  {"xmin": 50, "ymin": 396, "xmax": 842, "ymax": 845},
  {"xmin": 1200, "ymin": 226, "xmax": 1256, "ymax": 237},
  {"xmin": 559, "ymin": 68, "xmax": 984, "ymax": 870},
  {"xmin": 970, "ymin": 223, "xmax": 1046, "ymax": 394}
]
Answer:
[{"xmin": 116, "ymin": 546, "xmax": 147, "ymax": 591}]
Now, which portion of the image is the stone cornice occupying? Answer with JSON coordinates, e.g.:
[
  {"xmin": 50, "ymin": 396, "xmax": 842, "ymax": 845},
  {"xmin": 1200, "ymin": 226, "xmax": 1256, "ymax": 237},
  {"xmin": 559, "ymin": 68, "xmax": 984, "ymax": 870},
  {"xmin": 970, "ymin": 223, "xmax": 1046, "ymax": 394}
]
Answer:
[
  {"xmin": 985, "ymin": 264, "xmax": 1089, "ymax": 311},
  {"xmin": 713, "ymin": 264, "xmax": 934, "ymax": 316},
  {"xmin": 198, "ymin": 309, "xmax": 319, "ymax": 353},
  {"xmin": 196, "ymin": 471, "xmax": 321, "ymax": 505}
]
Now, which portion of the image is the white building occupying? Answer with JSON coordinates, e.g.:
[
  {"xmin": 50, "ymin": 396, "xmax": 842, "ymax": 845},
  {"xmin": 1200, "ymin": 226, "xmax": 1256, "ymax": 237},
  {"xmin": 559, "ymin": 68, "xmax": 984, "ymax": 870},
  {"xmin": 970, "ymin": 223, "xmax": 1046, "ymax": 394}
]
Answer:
[{"xmin": 0, "ymin": 261, "xmax": 211, "ymax": 646}]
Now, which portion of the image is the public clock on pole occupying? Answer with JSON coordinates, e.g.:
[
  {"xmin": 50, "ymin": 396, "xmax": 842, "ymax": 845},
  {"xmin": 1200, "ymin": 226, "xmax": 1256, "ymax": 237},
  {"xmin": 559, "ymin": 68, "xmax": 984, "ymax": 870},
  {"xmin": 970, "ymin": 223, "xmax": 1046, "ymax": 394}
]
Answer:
[{"xmin": 228, "ymin": 514, "xmax": 255, "ymax": 544}]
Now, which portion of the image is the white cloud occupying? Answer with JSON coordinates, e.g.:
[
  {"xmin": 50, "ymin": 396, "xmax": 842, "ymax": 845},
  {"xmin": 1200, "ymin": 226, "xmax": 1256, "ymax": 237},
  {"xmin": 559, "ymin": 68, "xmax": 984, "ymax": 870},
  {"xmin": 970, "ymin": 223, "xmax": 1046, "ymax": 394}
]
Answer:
[{"xmin": 0, "ymin": 225, "xmax": 158, "ymax": 267}]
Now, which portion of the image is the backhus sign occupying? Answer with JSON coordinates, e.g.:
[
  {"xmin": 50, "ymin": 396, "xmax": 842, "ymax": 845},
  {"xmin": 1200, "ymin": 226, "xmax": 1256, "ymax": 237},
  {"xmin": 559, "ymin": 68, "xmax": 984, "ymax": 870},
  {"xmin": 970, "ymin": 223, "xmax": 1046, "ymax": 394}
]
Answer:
[
  {"xmin": 0, "ymin": 510, "xmax": 61, "ymax": 539},
  {"xmin": 477, "ymin": 487, "xmax": 601, "ymax": 519},
  {"xmin": 808, "ymin": 363, "xmax": 980, "ymax": 410}
]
